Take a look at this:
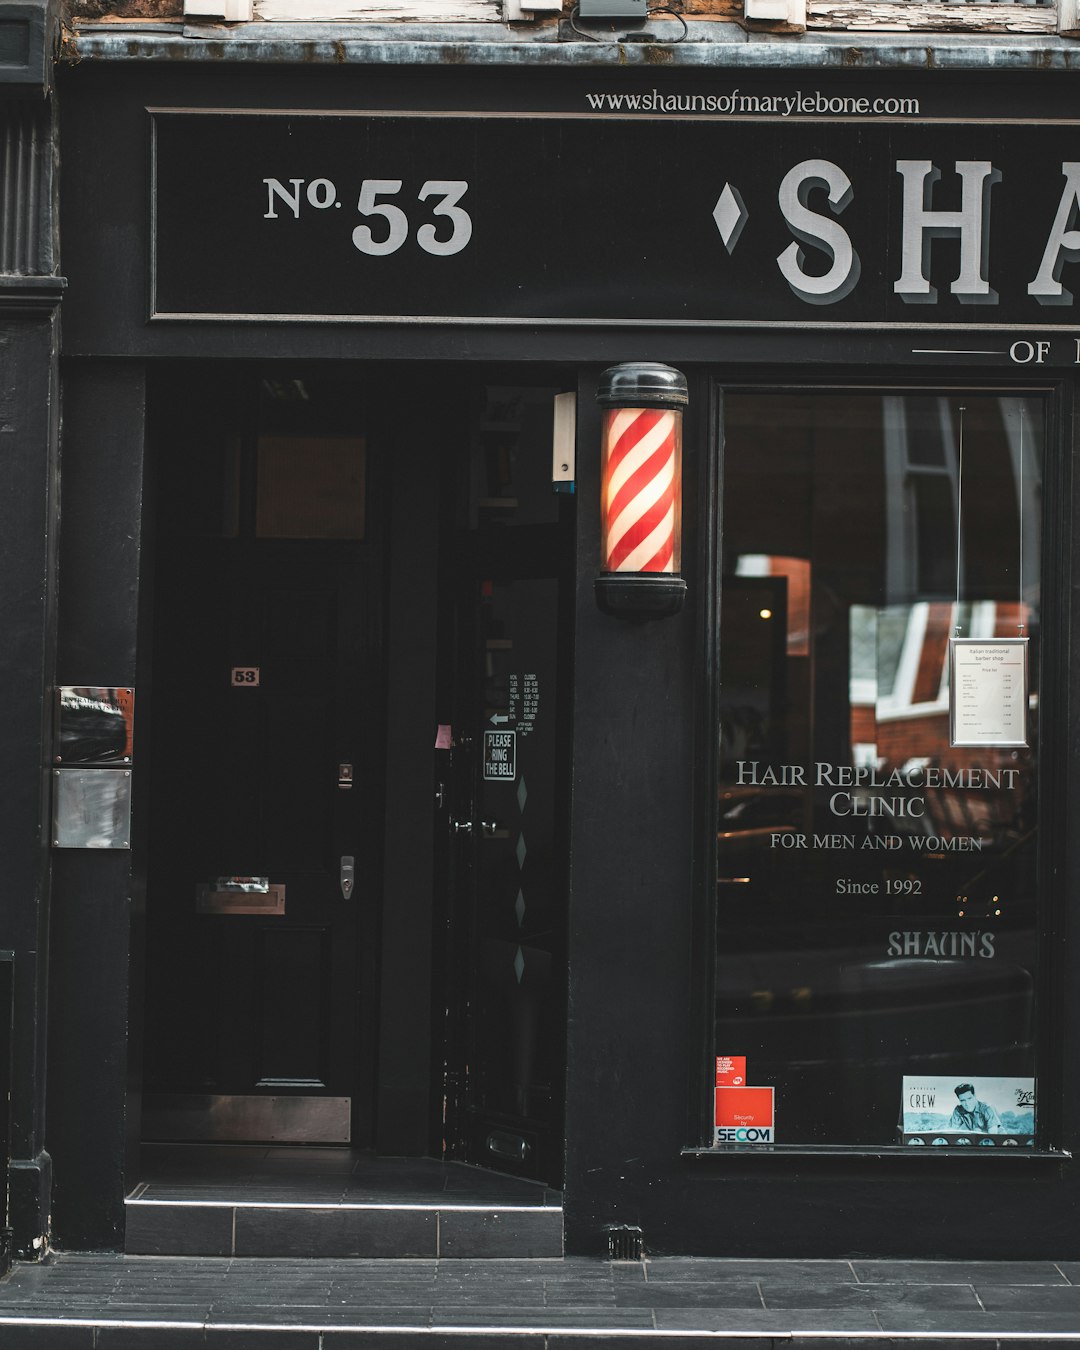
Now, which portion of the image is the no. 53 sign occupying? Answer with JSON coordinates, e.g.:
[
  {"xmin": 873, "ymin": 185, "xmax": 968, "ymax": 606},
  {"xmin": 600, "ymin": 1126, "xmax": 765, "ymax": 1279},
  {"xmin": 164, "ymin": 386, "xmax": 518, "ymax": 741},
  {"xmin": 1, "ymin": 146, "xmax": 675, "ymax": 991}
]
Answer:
[{"xmin": 263, "ymin": 177, "xmax": 472, "ymax": 257}]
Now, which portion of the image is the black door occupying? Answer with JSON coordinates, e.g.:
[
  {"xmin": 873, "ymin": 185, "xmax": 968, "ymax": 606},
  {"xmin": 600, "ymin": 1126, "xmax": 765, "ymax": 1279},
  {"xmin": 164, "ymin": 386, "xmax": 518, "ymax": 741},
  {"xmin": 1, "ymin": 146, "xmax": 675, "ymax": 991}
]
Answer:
[
  {"xmin": 142, "ymin": 370, "xmax": 381, "ymax": 1145},
  {"xmin": 441, "ymin": 382, "xmax": 571, "ymax": 1186}
]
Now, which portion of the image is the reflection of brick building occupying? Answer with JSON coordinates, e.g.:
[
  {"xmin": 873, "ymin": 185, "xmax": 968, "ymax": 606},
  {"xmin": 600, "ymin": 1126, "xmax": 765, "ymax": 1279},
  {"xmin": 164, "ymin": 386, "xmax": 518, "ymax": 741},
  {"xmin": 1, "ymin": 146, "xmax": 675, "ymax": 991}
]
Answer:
[
  {"xmin": 850, "ymin": 599, "xmax": 1036, "ymax": 841},
  {"xmin": 853, "ymin": 601, "xmax": 1033, "ymax": 761}
]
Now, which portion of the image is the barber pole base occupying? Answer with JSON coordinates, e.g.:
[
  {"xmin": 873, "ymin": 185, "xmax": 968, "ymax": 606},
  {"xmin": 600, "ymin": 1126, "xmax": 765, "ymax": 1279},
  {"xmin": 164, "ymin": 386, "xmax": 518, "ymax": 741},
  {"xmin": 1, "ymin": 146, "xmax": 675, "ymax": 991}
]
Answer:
[{"xmin": 594, "ymin": 571, "xmax": 686, "ymax": 618}]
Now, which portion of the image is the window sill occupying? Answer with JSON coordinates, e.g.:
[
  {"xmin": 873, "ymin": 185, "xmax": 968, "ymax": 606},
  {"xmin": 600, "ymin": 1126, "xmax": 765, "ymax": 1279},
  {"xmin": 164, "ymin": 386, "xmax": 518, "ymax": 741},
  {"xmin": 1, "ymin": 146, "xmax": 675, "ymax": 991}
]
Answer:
[{"xmin": 682, "ymin": 1144, "xmax": 1071, "ymax": 1160}]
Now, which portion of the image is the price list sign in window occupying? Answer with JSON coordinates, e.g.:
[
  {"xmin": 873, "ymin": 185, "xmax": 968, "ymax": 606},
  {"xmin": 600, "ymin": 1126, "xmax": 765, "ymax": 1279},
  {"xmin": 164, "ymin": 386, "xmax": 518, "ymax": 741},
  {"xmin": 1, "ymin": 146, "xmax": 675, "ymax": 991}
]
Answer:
[{"xmin": 950, "ymin": 639, "xmax": 1029, "ymax": 748}]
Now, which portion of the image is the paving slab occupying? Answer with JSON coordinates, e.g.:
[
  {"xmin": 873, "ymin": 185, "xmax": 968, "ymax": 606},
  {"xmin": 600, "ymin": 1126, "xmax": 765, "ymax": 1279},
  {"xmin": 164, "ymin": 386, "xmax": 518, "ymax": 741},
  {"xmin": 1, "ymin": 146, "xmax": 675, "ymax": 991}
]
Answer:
[
  {"xmin": 3, "ymin": 1253, "xmax": 1080, "ymax": 1345},
  {"xmin": 851, "ymin": 1260, "xmax": 1072, "ymax": 1285}
]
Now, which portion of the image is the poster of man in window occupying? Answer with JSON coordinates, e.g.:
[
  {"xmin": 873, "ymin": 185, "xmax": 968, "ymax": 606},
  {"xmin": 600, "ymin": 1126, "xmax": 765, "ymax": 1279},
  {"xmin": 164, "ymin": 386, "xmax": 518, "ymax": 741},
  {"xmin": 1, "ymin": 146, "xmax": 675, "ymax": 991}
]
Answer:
[{"xmin": 900, "ymin": 1076, "xmax": 1035, "ymax": 1146}]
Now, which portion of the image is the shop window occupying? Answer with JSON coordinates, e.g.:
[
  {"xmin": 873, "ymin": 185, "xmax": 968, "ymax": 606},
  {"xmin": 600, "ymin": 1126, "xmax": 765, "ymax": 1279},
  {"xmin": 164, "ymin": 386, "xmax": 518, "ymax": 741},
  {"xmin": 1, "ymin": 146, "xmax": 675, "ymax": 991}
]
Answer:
[
  {"xmin": 152, "ymin": 370, "xmax": 367, "ymax": 540},
  {"xmin": 255, "ymin": 372, "xmax": 367, "ymax": 540},
  {"xmin": 713, "ymin": 392, "xmax": 1043, "ymax": 1150}
]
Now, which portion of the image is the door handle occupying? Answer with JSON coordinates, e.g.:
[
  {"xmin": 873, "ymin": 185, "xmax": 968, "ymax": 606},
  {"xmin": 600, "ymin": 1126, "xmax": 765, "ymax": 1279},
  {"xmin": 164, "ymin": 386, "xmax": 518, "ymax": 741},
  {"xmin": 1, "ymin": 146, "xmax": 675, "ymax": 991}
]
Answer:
[
  {"xmin": 451, "ymin": 820, "xmax": 498, "ymax": 837},
  {"xmin": 340, "ymin": 856, "xmax": 355, "ymax": 900}
]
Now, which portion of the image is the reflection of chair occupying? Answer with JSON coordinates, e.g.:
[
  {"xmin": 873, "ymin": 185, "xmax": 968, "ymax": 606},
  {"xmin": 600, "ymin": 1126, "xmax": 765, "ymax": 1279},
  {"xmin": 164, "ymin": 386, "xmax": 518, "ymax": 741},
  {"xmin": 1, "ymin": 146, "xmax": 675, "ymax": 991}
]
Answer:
[
  {"xmin": 482, "ymin": 939, "xmax": 553, "ymax": 1117},
  {"xmin": 720, "ymin": 706, "xmax": 768, "ymax": 767},
  {"xmin": 923, "ymin": 782, "xmax": 1029, "ymax": 844}
]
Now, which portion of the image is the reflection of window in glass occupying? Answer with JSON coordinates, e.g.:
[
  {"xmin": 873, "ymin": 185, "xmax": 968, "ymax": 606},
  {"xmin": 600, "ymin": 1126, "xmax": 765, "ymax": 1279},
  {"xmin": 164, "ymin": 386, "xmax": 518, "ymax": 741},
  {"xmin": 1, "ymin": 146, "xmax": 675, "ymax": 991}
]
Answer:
[
  {"xmin": 468, "ymin": 386, "xmax": 564, "ymax": 529},
  {"xmin": 735, "ymin": 556, "xmax": 811, "ymax": 656},
  {"xmin": 883, "ymin": 396, "xmax": 960, "ymax": 602},
  {"xmin": 714, "ymin": 392, "xmax": 1043, "ymax": 1150}
]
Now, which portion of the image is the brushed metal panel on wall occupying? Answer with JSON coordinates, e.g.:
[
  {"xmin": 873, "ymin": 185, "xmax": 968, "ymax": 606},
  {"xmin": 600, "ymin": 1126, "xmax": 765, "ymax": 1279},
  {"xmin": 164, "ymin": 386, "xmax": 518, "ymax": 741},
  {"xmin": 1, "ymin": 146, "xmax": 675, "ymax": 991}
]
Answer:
[
  {"xmin": 142, "ymin": 1093, "xmax": 351, "ymax": 1143},
  {"xmin": 52, "ymin": 768, "xmax": 132, "ymax": 849}
]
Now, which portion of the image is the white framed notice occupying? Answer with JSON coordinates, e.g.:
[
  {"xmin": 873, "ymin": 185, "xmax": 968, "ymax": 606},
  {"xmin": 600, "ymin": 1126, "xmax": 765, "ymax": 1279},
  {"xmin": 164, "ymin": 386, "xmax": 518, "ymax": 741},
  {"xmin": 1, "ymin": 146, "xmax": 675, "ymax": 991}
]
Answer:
[{"xmin": 949, "ymin": 638, "xmax": 1029, "ymax": 748}]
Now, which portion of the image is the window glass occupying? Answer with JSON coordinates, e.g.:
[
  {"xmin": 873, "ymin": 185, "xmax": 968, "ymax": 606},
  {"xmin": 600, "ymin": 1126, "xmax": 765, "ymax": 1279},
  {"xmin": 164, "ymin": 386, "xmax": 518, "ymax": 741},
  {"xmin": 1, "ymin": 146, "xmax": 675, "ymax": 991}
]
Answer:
[
  {"xmin": 714, "ymin": 392, "xmax": 1042, "ymax": 1149},
  {"xmin": 256, "ymin": 375, "xmax": 366, "ymax": 540},
  {"xmin": 256, "ymin": 434, "xmax": 366, "ymax": 540},
  {"xmin": 468, "ymin": 386, "xmax": 564, "ymax": 528}
]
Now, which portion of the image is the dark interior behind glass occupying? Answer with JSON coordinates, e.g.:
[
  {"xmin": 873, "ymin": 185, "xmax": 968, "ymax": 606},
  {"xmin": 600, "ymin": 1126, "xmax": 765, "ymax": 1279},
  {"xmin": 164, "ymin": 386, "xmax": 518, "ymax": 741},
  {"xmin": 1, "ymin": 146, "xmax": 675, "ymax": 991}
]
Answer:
[{"xmin": 714, "ymin": 392, "xmax": 1041, "ymax": 1148}]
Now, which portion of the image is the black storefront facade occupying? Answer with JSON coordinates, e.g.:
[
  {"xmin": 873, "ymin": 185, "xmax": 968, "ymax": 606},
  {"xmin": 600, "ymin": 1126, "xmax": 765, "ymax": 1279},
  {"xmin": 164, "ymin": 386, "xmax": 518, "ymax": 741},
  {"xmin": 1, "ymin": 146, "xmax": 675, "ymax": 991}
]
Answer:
[{"xmin": 4, "ymin": 24, "xmax": 1080, "ymax": 1265}]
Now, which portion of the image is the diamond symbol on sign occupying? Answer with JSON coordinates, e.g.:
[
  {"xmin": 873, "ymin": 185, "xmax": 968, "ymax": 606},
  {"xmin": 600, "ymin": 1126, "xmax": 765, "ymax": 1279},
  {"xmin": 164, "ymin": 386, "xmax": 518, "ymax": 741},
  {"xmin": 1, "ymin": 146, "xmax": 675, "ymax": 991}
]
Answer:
[
  {"xmin": 516, "ymin": 777, "xmax": 528, "ymax": 814},
  {"xmin": 516, "ymin": 833, "xmax": 527, "ymax": 869},
  {"xmin": 515, "ymin": 889, "xmax": 526, "ymax": 927},
  {"xmin": 514, "ymin": 946, "xmax": 525, "ymax": 984},
  {"xmin": 712, "ymin": 184, "xmax": 749, "ymax": 255}
]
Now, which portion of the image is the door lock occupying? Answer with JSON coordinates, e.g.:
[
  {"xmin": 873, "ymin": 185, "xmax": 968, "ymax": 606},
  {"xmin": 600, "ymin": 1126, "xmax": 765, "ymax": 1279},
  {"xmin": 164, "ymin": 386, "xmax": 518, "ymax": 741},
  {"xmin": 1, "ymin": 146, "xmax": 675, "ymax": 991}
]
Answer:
[
  {"xmin": 340, "ymin": 856, "xmax": 355, "ymax": 900},
  {"xmin": 338, "ymin": 763, "xmax": 354, "ymax": 790}
]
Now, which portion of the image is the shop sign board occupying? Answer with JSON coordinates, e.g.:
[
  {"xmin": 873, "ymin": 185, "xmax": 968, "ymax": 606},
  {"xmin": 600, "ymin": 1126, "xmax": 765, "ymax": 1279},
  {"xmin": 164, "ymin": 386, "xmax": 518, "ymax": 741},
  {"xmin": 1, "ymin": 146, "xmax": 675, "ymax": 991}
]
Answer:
[{"xmin": 152, "ymin": 111, "xmax": 1080, "ymax": 331}]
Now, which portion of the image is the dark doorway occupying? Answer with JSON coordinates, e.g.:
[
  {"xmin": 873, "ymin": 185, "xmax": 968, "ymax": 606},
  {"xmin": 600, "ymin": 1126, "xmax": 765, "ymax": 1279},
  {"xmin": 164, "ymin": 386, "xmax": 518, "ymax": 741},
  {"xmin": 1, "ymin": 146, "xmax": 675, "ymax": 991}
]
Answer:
[
  {"xmin": 142, "ymin": 370, "xmax": 383, "ymax": 1146},
  {"xmin": 440, "ymin": 383, "xmax": 573, "ymax": 1188}
]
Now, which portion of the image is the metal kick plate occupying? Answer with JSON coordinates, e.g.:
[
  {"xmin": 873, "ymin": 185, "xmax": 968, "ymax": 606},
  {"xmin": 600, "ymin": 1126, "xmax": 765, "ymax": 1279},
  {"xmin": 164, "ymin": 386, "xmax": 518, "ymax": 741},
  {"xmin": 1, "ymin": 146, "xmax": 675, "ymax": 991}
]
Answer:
[
  {"xmin": 142, "ymin": 1093, "xmax": 351, "ymax": 1144},
  {"xmin": 53, "ymin": 768, "xmax": 132, "ymax": 849},
  {"xmin": 196, "ymin": 883, "xmax": 285, "ymax": 915}
]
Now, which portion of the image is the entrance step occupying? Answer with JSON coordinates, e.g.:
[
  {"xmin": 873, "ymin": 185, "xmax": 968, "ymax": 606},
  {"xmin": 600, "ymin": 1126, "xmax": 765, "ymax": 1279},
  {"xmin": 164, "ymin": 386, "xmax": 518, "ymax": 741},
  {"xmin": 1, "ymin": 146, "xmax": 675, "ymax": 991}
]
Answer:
[{"xmin": 125, "ymin": 1145, "xmax": 562, "ymax": 1260}]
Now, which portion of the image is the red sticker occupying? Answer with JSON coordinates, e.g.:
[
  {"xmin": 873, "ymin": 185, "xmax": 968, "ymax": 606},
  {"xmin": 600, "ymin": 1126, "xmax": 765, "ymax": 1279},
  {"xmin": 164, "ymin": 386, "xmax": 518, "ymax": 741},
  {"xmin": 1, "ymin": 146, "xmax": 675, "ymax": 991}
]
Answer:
[
  {"xmin": 715, "ymin": 1086, "xmax": 775, "ymax": 1130},
  {"xmin": 715, "ymin": 1055, "xmax": 747, "ymax": 1088}
]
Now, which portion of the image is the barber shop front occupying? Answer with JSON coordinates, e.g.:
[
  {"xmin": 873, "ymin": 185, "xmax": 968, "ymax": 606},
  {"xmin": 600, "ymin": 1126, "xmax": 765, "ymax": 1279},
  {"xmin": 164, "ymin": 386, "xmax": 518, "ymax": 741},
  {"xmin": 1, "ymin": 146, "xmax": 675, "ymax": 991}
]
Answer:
[{"xmin": 34, "ymin": 50, "xmax": 1080, "ymax": 1262}]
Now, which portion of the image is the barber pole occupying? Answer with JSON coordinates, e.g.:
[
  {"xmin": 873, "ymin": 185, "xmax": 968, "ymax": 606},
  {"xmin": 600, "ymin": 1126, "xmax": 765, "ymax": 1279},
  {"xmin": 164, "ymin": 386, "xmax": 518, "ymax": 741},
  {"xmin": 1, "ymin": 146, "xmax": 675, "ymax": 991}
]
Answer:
[
  {"xmin": 602, "ymin": 406, "xmax": 681, "ymax": 574},
  {"xmin": 595, "ymin": 363, "xmax": 688, "ymax": 618}
]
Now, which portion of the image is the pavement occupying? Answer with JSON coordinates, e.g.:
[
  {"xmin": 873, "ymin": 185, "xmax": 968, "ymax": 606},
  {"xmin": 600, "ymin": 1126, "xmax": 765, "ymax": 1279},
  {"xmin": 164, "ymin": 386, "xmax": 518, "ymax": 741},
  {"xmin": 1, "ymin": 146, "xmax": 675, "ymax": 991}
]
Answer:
[{"xmin": 4, "ymin": 1254, "xmax": 1080, "ymax": 1347}]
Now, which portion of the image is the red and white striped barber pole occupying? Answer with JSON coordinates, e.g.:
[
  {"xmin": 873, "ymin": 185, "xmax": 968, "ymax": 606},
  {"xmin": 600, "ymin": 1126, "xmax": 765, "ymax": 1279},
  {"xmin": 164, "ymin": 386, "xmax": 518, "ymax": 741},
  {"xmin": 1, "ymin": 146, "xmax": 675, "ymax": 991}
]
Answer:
[
  {"xmin": 602, "ymin": 405, "xmax": 682, "ymax": 574},
  {"xmin": 595, "ymin": 363, "xmax": 688, "ymax": 618}
]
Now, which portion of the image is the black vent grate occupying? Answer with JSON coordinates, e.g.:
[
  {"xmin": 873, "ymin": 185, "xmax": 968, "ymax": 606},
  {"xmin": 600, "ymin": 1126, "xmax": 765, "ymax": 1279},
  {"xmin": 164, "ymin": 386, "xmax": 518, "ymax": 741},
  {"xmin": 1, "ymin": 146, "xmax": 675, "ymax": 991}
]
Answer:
[{"xmin": 605, "ymin": 1224, "xmax": 644, "ymax": 1261}]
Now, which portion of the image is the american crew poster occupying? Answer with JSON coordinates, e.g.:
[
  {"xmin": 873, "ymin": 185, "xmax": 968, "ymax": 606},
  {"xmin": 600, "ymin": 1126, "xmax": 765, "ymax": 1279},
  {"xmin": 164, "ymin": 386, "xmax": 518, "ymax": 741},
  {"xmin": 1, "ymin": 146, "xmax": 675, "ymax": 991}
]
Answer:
[{"xmin": 901, "ymin": 1076, "xmax": 1035, "ymax": 1146}]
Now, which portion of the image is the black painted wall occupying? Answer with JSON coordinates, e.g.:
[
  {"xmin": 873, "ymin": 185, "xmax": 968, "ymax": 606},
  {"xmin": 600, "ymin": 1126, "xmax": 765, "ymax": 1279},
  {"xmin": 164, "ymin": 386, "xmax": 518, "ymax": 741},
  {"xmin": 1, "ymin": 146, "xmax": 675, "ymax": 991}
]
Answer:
[
  {"xmin": 0, "ymin": 308, "xmax": 61, "ymax": 1259},
  {"xmin": 562, "ymin": 369, "xmax": 699, "ymax": 1255},
  {"xmin": 376, "ymin": 376, "xmax": 450, "ymax": 1156},
  {"xmin": 47, "ymin": 360, "xmax": 146, "ymax": 1251}
]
